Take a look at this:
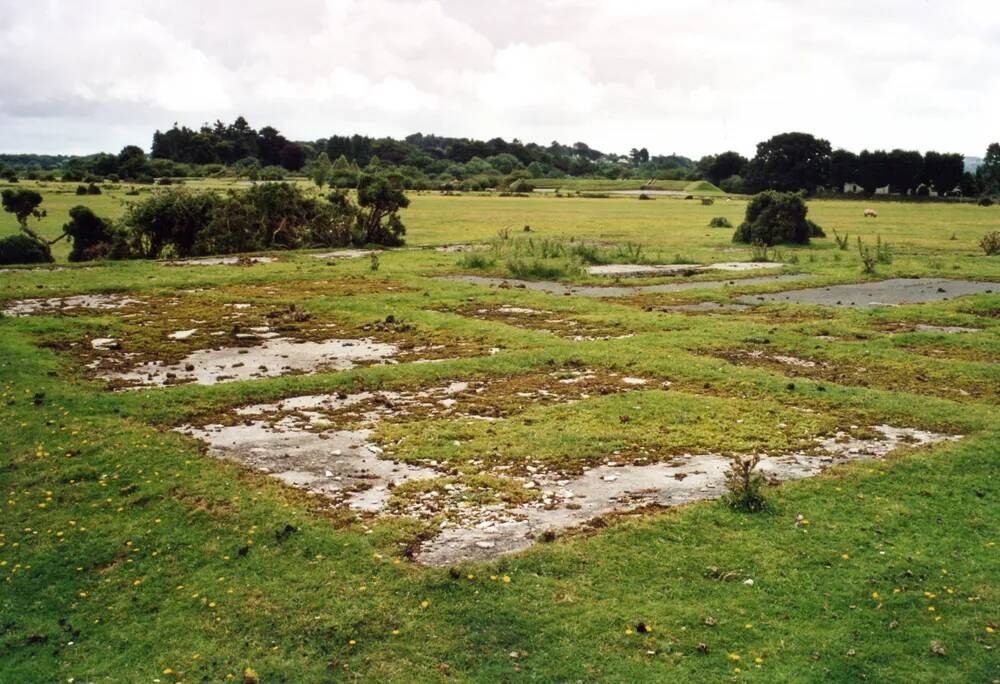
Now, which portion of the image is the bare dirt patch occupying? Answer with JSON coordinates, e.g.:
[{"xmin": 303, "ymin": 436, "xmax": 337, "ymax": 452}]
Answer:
[
  {"xmin": 416, "ymin": 425, "xmax": 958, "ymax": 565},
  {"xmin": 309, "ymin": 249, "xmax": 379, "ymax": 259},
  {"xmin": 33, "ymin": 286, "xmax": 482, "ymax": 389},
  {"xmin": 440, "ymin": 273, "xmax": 807, "ymax": 298},
  {"xmin": 101, "ymin": 336, "xmax": 401, "ymax": 388},
  {"xmin": 741, "ymin": 278, "xmax": 996, "ymax": 307},
  {"xmin": 586, "ymin": 262, "xmax": 783, "ymax": 278},
  {"xmin": 446, "ymin": 303, "xmax": 639, "ymax": 340},
  {"xmin": 161, "ymin": 256, "xmax": 277, "ymax": 266},
  {"xmin": 2, "ymin": 294, "xmax": 142, "ymax": 317},
  {"xmin": 179, "ymin": 368, "xmax": 658, "ymax": 510}
]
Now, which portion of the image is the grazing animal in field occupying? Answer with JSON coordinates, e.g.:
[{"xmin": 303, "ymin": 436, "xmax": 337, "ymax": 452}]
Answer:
[{"xmin": 864, "ymin": 208, "xmax": 878, "ymax": 218}]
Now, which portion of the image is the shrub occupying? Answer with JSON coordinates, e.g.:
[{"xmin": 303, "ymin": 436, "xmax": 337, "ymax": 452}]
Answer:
[
  {"xmin": 87, "ymin": 182, "xmax": 101, "ymax": 195},
  {"xmin": 355, "ymin": 173, "xmax": 408, "ymax": 246},
  {"xmin": 978, "ymin": 196, "xmax": 994, "ymax": 207},
  {"xmin": 638, "ymin": 193, "xmax": 652, "ymax": 200},
  {"xmin": 75, "ymin": 184, "xmax": 88, "ymax": 195},
  {"xmin": 508, "ymin": 178, "xmax": 534, "ymax": 193},
  {"xmin": 980, "ymin": 231, "xmax": 1000, "ymax": 255},
  {"xmin": 63, "ymin": 206, "xmax": 116, "ymax": 262},
  {"xmin": 117, "ymin": 180, "xmax": 401, "ymax": 258},
  {"xmin": 708, "ymin": 216, "xmax": 732, "ymax": 228},
  {"xmin": 122, "ymin": 188, "xmax": 217, "ymax": 258},
  {"xmin": 0, "ymin": 234, "xmax": 53, "ymax": 265},
  {"xmin": 806, "ymin": 219, "xmax": 824, "ymax": 238},
  {"xmin": 733, "ymin": 191, "xmax": 818, "ymax": 245},
  {"xmin": 723, "ymin": 454, "xmax": 767, "ymax": 512},
  {"xmin": 259, "ymin": 166, "xmax": 286, "ymax": 181},
  {"xmin": 700, "ymin": 197, "xmax": 714, "ymax": 206}
]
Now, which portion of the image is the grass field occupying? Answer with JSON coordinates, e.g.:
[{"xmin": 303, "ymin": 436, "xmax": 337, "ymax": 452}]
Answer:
[
  {"xmin": 528, "ymin": 178, "xmax": 723, "ymax": 194},
  {"xmin": 1, "ymin": 181, "xmax": 999, "ymax": 682}
]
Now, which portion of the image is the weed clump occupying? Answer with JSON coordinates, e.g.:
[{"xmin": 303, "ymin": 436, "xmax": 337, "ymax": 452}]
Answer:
[
  {"xmin": 832, "ymin": 229, "xmax": 849, "ymax": 250},
  {"xmin": 857, "ymin": 235, "xmax": 892, "ymax": 273},
  {"xmin": 723, "ymin": 453, "xmax": 767, "ymax": 512},
  {"xmin": 979, "ymin": 231, "xmax": 1000, "ymax": 255},
  {"xmin": 708, "ymin": 216, "xmax": 732, "ymax": 228}
]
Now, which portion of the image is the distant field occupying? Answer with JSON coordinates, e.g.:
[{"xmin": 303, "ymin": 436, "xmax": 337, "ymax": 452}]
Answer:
[
  {"xmin": 529, "ymin": 177, "xmax": 724, "ymax": 194},
  {"xmin": 2, "ymin": 180, "xmax": 994, "ymax": 262}
]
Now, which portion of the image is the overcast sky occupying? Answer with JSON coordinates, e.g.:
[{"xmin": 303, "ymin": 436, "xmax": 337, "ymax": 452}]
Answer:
[{"xmin": 1, "ymin": 0, "xmax": 997, "ymax": 158}]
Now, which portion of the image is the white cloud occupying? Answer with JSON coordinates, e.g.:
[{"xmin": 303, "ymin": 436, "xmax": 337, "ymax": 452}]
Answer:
[{"xmin": 0, "ymin": 0, "xmax": 998, "ymax": 157}]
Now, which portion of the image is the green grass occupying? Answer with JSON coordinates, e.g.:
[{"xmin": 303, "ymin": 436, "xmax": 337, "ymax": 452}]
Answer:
[
  {"xmin": 1, "ymin": 183, "xmax": 999, "ymax": 682},
  {"xmin": 529, "ymin": 178, "xmax": 723, "ymax": 194}
]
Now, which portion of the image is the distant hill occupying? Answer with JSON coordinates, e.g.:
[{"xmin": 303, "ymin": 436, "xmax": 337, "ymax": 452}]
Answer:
[
  {"xmin": 0, "ymin": 153, "xmax": 80, "ymax": 170},
  {"xmin": 964, "ymin": 156, "xmax": 983, "ymax": 173}
]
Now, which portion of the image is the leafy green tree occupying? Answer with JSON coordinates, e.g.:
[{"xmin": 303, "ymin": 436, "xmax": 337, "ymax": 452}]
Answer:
[
  {"xmin": 702, "ymin": 151, "xmax": 748, "ymax": 185},
  {"xmin": 886, "ymin": 149, "xmax": 923, "ymax": 194},
  {"xmin": 828, "ymin": 149, "xmax": 859, "ymax": 190},
  {"xmin": 857, "ymin": 149, "xmax": 891, "ymax": 194},
  {"xmin": 63, "ymin": 206, "xmax": 115, "ymax": 261},
  {"xmin": 1, "ymin": 188, "xmax": 46, "ymax": 242},
  {"xmin": 355, "ymin": 173, "xmax": 409, "ymax": 246},
  {"xmin": 745, "ymin": 133, "xmax": 832, "ymax": 193},
  {"xmin": 976, "ymin": 143, "xmax": 1000, "ymax": 195},
  {"xmin": 921, "ymin": 152, "xmax": 964, "ymax": 195},
  {"xmin": 279, "ymin": 143, "xmax": 306, "ymax": 171},
  {"xmin": 309, "ymin": 152, "xmax": 333, "ymax": 188},
  {"xmin": 117, "ymin": 145, "xmax": 148, "ymax": 179}
]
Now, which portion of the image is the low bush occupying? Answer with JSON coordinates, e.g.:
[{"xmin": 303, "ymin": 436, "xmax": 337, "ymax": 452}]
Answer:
[
  {"xmin": 980, "ymin": 231, "xmax": 1000, "ymax": 255},
  {"xmin": 978, "ymin": 196, "xmax": 994, "ymax": 207},
  {"xmin": 733, "ymin": 191, "xmax": 820, "ymax": 245},
  {"xmin": 638, "ymin": 193, "xmax": 652, "ymax": 200},
  {"xmin": 0, "ymin": 234, "xmax": 53, "ymax": 265},
  {"xmin": 117, "ymin": 177, "xmax": 407, "ymax": 259},
  {"xmin": 708, "ymin": 216, "xmax": 732, "ymax": 228},
  {"xmin": 700, "ymin": 197, "xmax": 714, "ymax": 206},
  {"xmin": 63, "ymin": 206, "xmax": 117, "ymax": 262}
]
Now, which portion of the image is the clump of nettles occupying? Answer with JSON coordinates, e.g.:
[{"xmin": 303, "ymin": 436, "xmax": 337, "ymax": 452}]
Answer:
[
  {"xmin": 723, "ymin": 453, "xmax": 768, "ymax": 512},
  {"xmin": 708, "ymin": 216, "xmax": 732, "ymax": 228},
  {"xmin": 857, "ymin": 235, "xmax": 892, "ymax": 273},
  {"xmin": 732, "ymin": 190, "xmax": 824, "ymax": 245},
  {"xmin": 980, "ymin": 231, "xmax": 1000, "ymax": 256}
]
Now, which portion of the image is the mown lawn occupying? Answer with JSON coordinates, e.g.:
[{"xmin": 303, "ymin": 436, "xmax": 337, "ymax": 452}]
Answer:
[{"xmin": 1, "ymin": 186, "xmax": 998, "ymax": 682}]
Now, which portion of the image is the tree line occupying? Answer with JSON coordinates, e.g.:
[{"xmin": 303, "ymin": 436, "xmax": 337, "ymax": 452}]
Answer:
[{"xmin": 3, "ymin": 117, "xmax": 999, "ymax": 198}]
